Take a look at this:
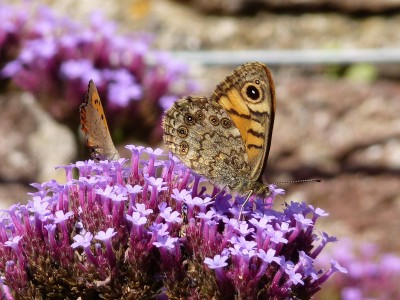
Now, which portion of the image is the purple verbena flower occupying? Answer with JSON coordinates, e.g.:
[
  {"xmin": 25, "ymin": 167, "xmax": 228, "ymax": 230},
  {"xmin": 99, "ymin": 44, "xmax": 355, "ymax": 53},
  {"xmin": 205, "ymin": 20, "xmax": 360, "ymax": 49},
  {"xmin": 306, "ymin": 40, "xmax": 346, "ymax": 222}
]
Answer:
[
  {"xmin": 316, "ymin": 239, "xmax": 400, "ymax": 300},
  {"xmin": 0, "ymin": 146, "xmax": 344, "ymax": 299},
  {"xmin": 0, "ymin": 3, "xmax": 196, "ymax": 144}
]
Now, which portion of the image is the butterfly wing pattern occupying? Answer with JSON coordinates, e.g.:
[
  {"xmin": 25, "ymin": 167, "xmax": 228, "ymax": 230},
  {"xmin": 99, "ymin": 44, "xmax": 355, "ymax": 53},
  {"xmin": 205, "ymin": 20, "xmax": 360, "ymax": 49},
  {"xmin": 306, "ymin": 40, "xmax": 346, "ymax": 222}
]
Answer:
[
  {"xmin": 163, "ymin": 96, "xmax": 250, "ymax": 190},
  {"xmin": 80, "ymin": 80, "xmax": 120, "ymax": 161},
  {"xmin": 211, "ymin": 62, "xmax": 275, "ymax": 182},
  {"xmin": 163, "ymin": 62, "xmax": 275, "ymax": 197}
]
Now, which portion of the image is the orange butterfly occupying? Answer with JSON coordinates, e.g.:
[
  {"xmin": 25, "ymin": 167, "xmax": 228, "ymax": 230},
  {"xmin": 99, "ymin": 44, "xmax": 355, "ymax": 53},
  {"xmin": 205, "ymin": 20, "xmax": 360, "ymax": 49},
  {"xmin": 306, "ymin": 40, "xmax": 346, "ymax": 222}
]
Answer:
[{"xmin": 80, "ymin": 80, "xmax": 120, "ymax": 161}]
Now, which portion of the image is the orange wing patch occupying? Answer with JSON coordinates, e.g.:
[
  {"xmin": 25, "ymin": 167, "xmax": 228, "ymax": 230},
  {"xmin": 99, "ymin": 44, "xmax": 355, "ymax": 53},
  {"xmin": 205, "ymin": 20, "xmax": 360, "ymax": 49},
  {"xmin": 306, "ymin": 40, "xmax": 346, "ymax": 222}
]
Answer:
[{"xmin": 211, "ymin": 63, "xmax": 275, "ymax": 181}]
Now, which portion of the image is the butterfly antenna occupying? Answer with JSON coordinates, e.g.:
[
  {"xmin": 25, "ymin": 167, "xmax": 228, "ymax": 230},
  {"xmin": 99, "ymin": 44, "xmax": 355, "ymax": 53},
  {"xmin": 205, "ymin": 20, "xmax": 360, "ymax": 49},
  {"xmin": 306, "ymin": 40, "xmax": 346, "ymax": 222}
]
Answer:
[{"xmin": 273, "ymin": 179, "xmax": 321, "ymax": 185}]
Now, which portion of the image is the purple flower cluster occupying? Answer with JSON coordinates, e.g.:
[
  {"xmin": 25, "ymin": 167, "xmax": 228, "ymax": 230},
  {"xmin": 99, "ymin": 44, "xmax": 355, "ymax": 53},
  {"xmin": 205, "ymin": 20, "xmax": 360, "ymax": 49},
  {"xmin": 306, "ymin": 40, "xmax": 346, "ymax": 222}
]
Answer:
[
  {"xmin": 317, "ymin": 239, "xmax": 400, "ymax": 300},
  {"xmin": 0, "ymin": 146, "xmax": 345, "ymax": 299},
  {"xmin": 0, "ymin": 3, "xmax": 196, "ymax": 143}
]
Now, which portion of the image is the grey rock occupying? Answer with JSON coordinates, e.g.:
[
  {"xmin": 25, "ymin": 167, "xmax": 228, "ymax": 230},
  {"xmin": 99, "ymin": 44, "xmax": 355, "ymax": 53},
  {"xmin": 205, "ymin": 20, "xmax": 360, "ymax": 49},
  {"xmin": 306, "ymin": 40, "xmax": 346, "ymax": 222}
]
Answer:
[
  {"xmin": 0, "ymin": 92, "xmax": 77, "ymax": 185},
  {"xmin": 0, "ymin": 183, "xmax": 31, "ymax": 209}
]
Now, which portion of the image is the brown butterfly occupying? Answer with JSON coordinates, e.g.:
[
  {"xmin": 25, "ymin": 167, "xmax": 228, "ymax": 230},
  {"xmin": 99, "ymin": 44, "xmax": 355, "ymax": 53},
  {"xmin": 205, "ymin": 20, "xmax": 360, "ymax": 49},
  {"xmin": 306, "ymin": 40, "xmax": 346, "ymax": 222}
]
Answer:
[
  {"xmin": 80, "ymin": 80, "xmax": 120, "ymax": 161},
  {"xmin": 163, "ymin": 62, "xmax": 275, "ymax": 206}
]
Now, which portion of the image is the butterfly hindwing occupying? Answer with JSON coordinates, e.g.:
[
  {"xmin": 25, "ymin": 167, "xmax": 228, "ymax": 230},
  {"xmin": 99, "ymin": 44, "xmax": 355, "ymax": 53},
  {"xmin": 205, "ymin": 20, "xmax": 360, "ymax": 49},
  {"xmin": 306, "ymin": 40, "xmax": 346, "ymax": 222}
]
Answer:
[{"xmin": 163, "ymin": 96, "xmax": 250, "ymax": 188}]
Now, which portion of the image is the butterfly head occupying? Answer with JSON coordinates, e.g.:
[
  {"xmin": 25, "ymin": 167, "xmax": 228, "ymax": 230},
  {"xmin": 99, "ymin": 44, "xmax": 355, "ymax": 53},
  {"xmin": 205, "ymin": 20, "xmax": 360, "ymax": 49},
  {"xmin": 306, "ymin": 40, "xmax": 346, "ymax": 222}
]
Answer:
[{"xmin": 232, "ymin": 179, "xmax": 271, "ymax": 199}]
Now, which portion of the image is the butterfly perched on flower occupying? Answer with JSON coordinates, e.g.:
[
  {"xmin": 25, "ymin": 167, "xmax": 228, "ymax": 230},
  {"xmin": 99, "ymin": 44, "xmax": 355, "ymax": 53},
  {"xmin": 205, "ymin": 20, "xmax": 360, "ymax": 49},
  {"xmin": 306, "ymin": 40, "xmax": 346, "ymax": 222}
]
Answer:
[
  {"xmin": 80, "ymin": 80, "xmax": 120, "ymax": 161},
  {"xmin": 163, "ymin": 62, "xmax": 275, "ymax": 203}
]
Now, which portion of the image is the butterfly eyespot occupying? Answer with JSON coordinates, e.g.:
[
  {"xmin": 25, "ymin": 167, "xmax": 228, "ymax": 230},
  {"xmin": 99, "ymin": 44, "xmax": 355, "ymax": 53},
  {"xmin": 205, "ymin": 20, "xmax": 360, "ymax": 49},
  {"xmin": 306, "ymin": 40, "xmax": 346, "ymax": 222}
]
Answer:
[
  {"xmin": 209, "ymin": 115, "xmax": 219, "ymax": 126},
  {"xmin": 246, "ymin": 84, "xmax": 261, "ymax": 101},
  {"xmin": 177, "ymin": 126, "xmax": 188, "ymax": 138},
  {"xmin": 179, "ymin": 141, "xmax": 189, "ymax": 155},
  {"xmin": 195, "ymin": 110, "xmax": 205, "ymax": 120},
  {"xmin": 221, "ymin": 117, "xmax": 231, "ymax": 129},
  {"xmin": 255, "ymin": 79, "xmax": 260, "ymax": 85},
  {"xmin": 184, "ymin": 113, "xmax": 196, "ymax": 125}
]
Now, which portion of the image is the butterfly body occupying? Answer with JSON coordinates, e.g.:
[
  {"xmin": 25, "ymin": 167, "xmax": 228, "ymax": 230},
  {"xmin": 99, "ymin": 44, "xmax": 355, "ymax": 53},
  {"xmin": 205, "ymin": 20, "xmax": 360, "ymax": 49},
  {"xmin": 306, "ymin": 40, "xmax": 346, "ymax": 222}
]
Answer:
[{"xmin": 163, "ymin": 62, "xmax": 275, "ymax": 198}]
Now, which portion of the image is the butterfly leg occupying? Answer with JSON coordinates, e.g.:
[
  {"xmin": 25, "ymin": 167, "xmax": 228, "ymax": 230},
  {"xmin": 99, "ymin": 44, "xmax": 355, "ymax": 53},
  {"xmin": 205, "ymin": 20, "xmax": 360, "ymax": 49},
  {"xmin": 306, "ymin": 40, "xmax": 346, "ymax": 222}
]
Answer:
[{"xmin": 239, "ymin": 190, "xmax": 253, "ymax": 220}]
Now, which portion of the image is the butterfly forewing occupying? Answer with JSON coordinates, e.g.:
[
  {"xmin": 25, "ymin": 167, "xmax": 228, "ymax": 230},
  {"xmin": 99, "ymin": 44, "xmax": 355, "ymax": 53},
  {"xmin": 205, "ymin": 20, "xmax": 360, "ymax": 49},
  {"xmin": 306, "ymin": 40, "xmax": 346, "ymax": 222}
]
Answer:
[
  {"xmin": 210, "ymin": 62, "xmax": 275, "ymax": 182},
  {"xmin": 79, "ymin": 80, "xmax": 120, "ymax": 161}
]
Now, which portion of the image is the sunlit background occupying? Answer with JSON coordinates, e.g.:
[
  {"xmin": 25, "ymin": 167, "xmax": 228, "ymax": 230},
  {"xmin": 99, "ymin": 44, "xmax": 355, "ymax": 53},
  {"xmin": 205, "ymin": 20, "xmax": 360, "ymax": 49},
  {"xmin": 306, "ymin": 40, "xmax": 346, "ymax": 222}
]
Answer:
[{"xmin": 1, "ymin": 0, "xmax": 400, "ymax": 298}]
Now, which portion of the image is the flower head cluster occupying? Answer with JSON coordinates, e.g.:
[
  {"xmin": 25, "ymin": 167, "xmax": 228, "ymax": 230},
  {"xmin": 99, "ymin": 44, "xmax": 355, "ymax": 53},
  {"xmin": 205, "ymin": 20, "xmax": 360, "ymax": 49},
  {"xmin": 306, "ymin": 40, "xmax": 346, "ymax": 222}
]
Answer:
[
  {"xmin": 0, "ymin": 3, "xmax": 196, "ymax": 143},
  {"xmin": 317, "ymin": 239, "xmax": 400, "ymax": 300},
  {"xmin": 0, "ymin": 146, "xmax": 344, "ymax": 299}
]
